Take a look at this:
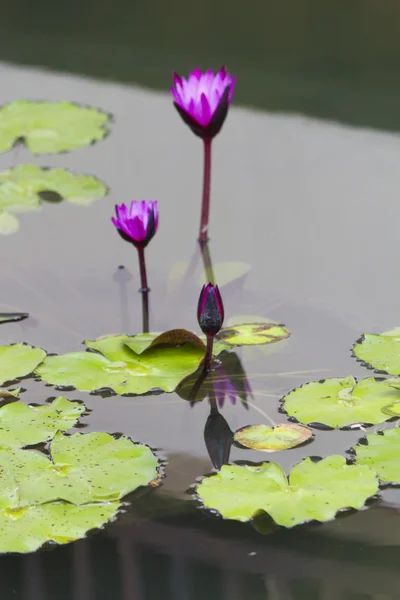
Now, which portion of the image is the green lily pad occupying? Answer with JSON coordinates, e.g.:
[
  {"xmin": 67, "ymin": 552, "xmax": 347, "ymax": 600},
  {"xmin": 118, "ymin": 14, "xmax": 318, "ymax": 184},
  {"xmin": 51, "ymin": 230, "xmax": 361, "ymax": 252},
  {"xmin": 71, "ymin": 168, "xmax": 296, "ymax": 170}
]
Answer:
[
  {"xmin": 0, "ymin": 211, "xmax": 19, "ymax": 234},
  {"xmin": 122, "ymin": 329, "xmax": 206, "ymax": 355},
  {"xmin": 195, "ymin": 456, "xmax": 378, "ymax": 527},
  {"xmin": 233, "ymin": 423, "xmax": 312, "ymax": 452},
  {"xmin": 0, "ymin": 101, "xmax": 110, "ymax": 154},
  {"xmin": 0, "ymin": 344, "xmax": 46, "ymax": 385},
  {"xmin": 0, "ymin": 500, "xmax": 119, "ymax": 554},
  {"xmin": 353, "ymin": 328, "xmax": 400, "ymax": 375},
  {"xmin": 36, "ymin": 335, "xmax": 205, "ymax": 394},
  {"xmin": 282, "ymin": 376, "xmax": 400, "ymax": 429},
  {"xmin": 0, "ymin": 388, "xmax": 20, "ymax": 399},
  {"xmin": 0, "ymin": 431, "xmax": 159, "ymax": 506},
  {"xmin": 0, "ymin": 396, "xmax": 84, "ymax": 448},
  {"xmin": 382, "ymin": 401, "xmax": 400, "ymax": 417},
  {"xmin": 217, "ymin": 322, "xmax": 290, "ymax": 346},
  {"xmin": 0, "ymin": 313, "xmax": 28, "ymax": 324},
  {"xmin": 0, "ymin": 165, "xmax": 107, "ymax": 214},
  {"xmin": 353, "ymin": 428, "xmax": 400, "ymax": 484}
]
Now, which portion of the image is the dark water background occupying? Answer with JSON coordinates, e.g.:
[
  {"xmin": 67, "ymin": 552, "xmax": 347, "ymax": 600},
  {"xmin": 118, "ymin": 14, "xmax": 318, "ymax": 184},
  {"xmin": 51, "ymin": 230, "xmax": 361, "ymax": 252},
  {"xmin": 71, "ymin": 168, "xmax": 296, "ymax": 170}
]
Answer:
[{"xmin": 1, "ymin": 1, "xmax": 400, "ymax": 598}]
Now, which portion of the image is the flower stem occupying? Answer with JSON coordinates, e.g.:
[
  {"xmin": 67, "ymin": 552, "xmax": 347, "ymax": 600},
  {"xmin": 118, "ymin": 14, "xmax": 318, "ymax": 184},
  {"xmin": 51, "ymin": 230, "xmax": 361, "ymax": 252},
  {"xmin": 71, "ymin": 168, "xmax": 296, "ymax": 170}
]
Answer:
[
  {"xmin": 137, "ymin": 246, "xmax": 149, "ymax": 333},
  {"xmin": 199, "ymin": 138, "xmax": 212, "ymax": 243},
  {"xmin": 204, "ymin": 334, "xmax": 214, "ymax": 372},
  {"xmin": 199, "ymin": 239, "xmax": 215, "ymax": 284}
]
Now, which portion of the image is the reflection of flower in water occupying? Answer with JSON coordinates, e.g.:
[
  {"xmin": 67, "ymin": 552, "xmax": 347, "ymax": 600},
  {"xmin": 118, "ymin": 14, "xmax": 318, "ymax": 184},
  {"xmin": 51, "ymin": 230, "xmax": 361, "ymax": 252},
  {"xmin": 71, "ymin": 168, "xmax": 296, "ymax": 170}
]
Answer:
[{"xmin": 213, "ymin": 361, "xmax": 252, "ymax": 408}]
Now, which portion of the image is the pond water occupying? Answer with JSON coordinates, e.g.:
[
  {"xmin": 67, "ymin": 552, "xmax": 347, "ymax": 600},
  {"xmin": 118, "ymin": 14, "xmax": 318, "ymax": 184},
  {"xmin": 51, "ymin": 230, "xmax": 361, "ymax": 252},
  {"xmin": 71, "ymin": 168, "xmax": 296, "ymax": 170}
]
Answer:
[{"xmin": 1, "ymin": 2, "xmax": 400, "ymax": 598}]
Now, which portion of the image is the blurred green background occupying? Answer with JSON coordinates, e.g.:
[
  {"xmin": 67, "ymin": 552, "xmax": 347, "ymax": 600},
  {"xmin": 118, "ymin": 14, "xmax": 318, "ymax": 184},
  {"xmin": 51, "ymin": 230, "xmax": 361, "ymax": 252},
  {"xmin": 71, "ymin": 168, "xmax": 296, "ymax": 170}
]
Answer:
[{"xmin": 1, "ymin": 0, "xmax": 400, "ymax": 131}]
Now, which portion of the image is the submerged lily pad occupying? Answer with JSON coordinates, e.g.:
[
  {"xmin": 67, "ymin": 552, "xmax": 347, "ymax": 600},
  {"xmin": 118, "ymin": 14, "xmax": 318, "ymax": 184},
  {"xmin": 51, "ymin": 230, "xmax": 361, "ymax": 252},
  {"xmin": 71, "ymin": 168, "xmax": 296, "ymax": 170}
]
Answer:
[
  {"xmin": 0, "ymin": 211, "xmax": 19, "ymax": 234},
  {"xmin": 0, "ymin": 101, "xmax": 110, "ymax": 154},
  {"xmin": 0, "ymin": 344, "xmax": 46, "ymax": 385},
  {"xmin": 195, "ymin": 456, "xmax": 378, "ymax": 527},
  {"xmin": 36, "ymin": 335, "xmax": 206, "ymax": 394},
  {"xmin": 0, "ymin": 165, "xmax": 107, "ymax": 214},
  {"xmin": 0, "ymin": 396, "xmax": 84, "ymax": 447},
  {"xmin": 353, "ymin": 428, "xmax": 400, "ymax": 484},
  {"xmin": 353, "ymin": 328, "xmax": 400, "ymax": 375},
  {"xmin": 233, "ymin": 423, "xmax": 312, "ymax": 452},
  {"xmin": 282, "ymin": 376, "xmax": 400, "ymax": 429},
  {"xmin": 0, "ymin": 431, "xmax": 159, "ymax": 506},
  {"xmin": 217, "ymin": 323, "xmax": 290, "ymax": 346}
]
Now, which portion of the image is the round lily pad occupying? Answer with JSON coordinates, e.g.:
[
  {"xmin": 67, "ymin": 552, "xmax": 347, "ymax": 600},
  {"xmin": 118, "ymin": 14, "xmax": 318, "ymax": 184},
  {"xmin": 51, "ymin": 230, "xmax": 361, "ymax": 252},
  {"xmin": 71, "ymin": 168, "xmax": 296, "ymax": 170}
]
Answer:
[
  {"xmin": 353, "ymin": 328, "xmax": 400, "ymax": 375},
  {"xmin": 0, "ymin": 343, "xmax": 46, "ymax": 385},
  {"xmin": 382, "ymin": 402, "xmax": 400, "ymax": 417},
  {"xmin": 36, "ymin": 335, "xmax": 205, "ymax": 394},
  {"xmin": 0, "ymin": 431, "xmax": 160, "ymax": 506},
  {"xmin": 282, "ymin": 376, "xmax": 400, "ymax": 429},
  {"xmin": 233, "ymin": 423, "xmax": 312, "ymax": 452},
  {"xmin": 353, "ymin": 428, "xmax": 400, "ymax": 484},
  {"xmin": 0, "ymin": 501, "xmax": 119, "ymax": 554},
  {"xmin": 0, "ymin": 396, "xmax": 84, "ymax": 448},
  {"xmin": 0, "ymin": 101, "xmax": 111, "ymax": 154},
  {"xmin": 195, "ymin": 456, "xmax": 378, "ymax": 527},
  {"xmin": 217, "ymin": 322, "xmax": 290, "ymax": 346}
]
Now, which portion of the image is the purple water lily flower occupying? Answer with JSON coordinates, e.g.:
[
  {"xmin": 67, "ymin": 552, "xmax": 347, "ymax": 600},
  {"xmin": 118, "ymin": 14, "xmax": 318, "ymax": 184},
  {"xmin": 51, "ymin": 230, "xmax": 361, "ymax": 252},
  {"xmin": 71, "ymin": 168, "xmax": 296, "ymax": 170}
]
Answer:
[
  {"xmin": 197, "ymin": 283, "xmax": 224, "ymax": 337},
  {"xmin": 171, "ymin": 66, "xmax": 235, "ymax": 139},
  {"xmin": 112, "ymin": 201, "xmax": 158, "ymax": 248}
]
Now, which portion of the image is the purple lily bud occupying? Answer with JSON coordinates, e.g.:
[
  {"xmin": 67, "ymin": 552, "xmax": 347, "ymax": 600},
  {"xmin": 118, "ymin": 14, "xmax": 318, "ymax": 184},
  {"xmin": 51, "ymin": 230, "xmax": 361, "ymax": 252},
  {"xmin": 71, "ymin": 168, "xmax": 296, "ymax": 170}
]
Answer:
[
  {"xmin": 171, "ymin": 66, "xmax": 236, "ymax": 139},
  {"xmin": 111, "ymin": 201, "xmax": 158, "ymax": 248},
  {"xmin": 197, "ymin": 283, "xmax": 224, "ymax": 336}
]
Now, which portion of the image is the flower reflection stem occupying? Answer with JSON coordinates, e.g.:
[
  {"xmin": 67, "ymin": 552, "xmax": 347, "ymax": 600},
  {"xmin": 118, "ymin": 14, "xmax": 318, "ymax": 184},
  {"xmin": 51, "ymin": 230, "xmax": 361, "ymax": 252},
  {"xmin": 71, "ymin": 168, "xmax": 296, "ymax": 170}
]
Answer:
[
  {"xmin": 199, "ymin": 138, "xmax": 212, "ymax": 243},
  {"xmin": 204, "ymin": 334, "xmax": 214, "ymax": 372},
  {"xmin": 137, "ymin": 246, "xmax": 150, "ymax": 333}
]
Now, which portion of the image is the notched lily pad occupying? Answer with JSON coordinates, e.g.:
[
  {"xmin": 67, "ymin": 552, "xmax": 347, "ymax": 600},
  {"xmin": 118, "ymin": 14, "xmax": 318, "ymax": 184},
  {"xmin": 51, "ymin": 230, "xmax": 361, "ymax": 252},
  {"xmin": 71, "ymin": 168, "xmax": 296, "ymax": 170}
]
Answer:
[
  {"xmin": 36, "ymin": 335, "xmax": 206, "ymax": 394},
  {"xmin": 353, "ymin": 328, "xmax": 400, "ymax": 375},
  {"xmin": 217, "ymin": 322, "xmax": 290, "ymax": 346},
  {"xmin": 282, "ymin": 376, "xmax": 400, "ymax": 429},
  {"xmin": 195, "ymin": 455, "xmax": 378, "ymax": 527},
  {"xmin": 233, "ymin": 423, "xmax": 312, "ymax": 452},
  {"xmin": 0, "ymin": 431, "xmax": 160, "ymax": 506},
  {"xmin": 0, "ymin": 396, "xmax": 84, "ymax": 447},
  {"xmin": 0, "ymin": 343, "xmax": 46, "ymax": 386},
  {"xmin": 353, "ymin": 428, "xmax": 400, "ymax": 484},
  {"xmin": 0, "ymin": 101, "xmax": 111, "ymax": 154}
]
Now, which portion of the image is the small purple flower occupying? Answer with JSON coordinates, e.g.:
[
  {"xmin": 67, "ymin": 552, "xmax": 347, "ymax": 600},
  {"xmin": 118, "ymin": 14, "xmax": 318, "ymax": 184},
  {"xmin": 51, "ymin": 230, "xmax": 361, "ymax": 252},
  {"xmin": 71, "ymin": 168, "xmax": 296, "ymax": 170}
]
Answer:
[
  {"xmin": 171, "ymin": 66, "xmax": 235, "ymax": 139},
  {"xmin": 112, "ymin": 201, "xmax": 158, "ymax": 248},
  {"xmin": 197, "ymin": 283, "xmax": 224, "ymax": 337}
]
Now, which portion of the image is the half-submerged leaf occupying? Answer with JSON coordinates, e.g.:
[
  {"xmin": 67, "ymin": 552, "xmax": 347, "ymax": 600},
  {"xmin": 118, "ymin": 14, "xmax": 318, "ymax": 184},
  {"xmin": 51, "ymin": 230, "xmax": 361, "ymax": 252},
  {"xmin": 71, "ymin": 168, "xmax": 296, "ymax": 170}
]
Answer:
[
  {"xmin": 0, "ymin": 431, "xmax": 159, "ymax": 506},
  {"xmin": 0, "ymin": 101, "xmax": 110, "ymax": 154},
  {"xmin": 0, "ymin": 396, "xmax": 84, "ymax": 448},
  {"xmin": 353, "ymin": 328, "xmax": 400, "ymax": 375},
  {"xmin": 217, "ymin": 322, "xmax": 290, "ymax": 346},
  {"xmin": 0, "ymin": 344, "xmax": 46, "ymax": 385},
  {"xmin": 234, "ymin": 423, "xmax": 312, "ymax": 452},
  {"xmin": 196, "ymin": 456, "xmax": 378, "ymax": 527},
  {"xmin": 36, "ymin": 335, "xmax": 205, "ymax": 394},
  {"xmin": 282, "ymin": 376, "xmax": 400, "ymax": 429},
  {"xmin": 353, "ymin": 428, "xmax": 400, "ymax": 484},
  {"xmin": 122, "ymin": 329, "xmax": 206, "ymax": 355}
]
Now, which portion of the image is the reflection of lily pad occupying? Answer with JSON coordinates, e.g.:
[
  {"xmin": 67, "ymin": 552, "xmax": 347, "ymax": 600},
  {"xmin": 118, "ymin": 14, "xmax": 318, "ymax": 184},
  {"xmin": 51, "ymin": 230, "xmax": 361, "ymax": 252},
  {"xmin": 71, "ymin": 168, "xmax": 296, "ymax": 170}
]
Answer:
[
  {"xmin": 0, "ymin": 344, "xmax": 46, "ymax": 386},
  {"xmin": 35, "ymin": 334, "xmax": 206, "ymax": 394},
  {"xmin": 282, "ymin": 376, "xmax": 400, "ymax": 429},
  {"xmin": 0, "ymin": 396, "xmax": 84, "ymax": 447},
  {"xmin": 0, "ymin": 500, "xmax": 119, "ymax": 554},
  {"xmin": 234, "ymin": 423, "xmax": 312, "ymax": 452},
  {"xmin": 0, "ymin": 101, "xmax": 110, "ymax": 154},
  {"xmin": 353, "ymin": 428, "xmax": 400, "ymax": 484},
  {"xmin": 217, "ymin": 323, "xmax": 290, "ymax": 346},
  {"xmin": 0, "ymin": 431, "xmax": 159, "ymax": 506},
  {"xmin": 353, "ymin": 328, "xmax": 400, "ymax": 375},
  {"xmin": 196, "ymin": 456, "xmax": 378, "ymax": 527}
]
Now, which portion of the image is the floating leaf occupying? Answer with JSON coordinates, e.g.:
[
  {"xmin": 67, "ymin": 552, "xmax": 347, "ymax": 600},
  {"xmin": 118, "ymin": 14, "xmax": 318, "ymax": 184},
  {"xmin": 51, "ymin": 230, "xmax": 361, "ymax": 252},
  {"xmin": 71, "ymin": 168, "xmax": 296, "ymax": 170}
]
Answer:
[
  {"xmin": 0, "ymin": 388, "xmax": 20, "ymax": 399},
  {"xmin": 353, "ymin": 328, "xmax": 400, "ymax": 375},
  {"xmin": 0, "ymin": 344, "xmax": 46, "ymax": 385},
  {"xmin": 195, "ymin": 456, "xmax": 378, "ymax": 527},
  {"xmin": 0, "ymin": 396, "xmax": 84, "ymax": 448},
  {"xmin": 217, "ymin": 322, "xmax": 290, "ymax": 346},
  {"xmin": 123, "ymin": 329, "xmax": 206, "ymax": 355},
  {"xmin": 0, "ymin": 101, "xmax": 110, "ymax": 154},
  {"xmin": 0, "ymin": 431, "xmax": 159, "ymax": 506},
  {"xmin": 353, "ymin": 428, "xmax": 400, "ymax": 484},
  {"xmin": 382, "ymin": 401, "xmax": 400, "ymax": 417},
  {"xmin": 0, "ymin": 313, "xmax": 28, "ymax": 324},
  {"xmin": 233, "ymin": 423, "xmax": 312, "ymax": 452},
  {"xmin": 282, "ymin": 376, "xmax": 400, "ymax": 429},
  {"xmin": 0, "ymin": 501, "xmax": 119, "ymax": 554}
]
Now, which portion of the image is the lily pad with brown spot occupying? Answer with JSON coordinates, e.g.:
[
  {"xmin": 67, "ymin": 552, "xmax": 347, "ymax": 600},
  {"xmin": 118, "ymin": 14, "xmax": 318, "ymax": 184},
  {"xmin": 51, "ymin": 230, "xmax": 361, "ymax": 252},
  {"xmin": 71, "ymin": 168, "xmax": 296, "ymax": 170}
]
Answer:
[
  {"xmin": 234, "ymin": 423, "xmax": 313, "ymax": 452},
  {"xmin": 217, "ymin": 323, "xmax": 290, "ymax": 347}
]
